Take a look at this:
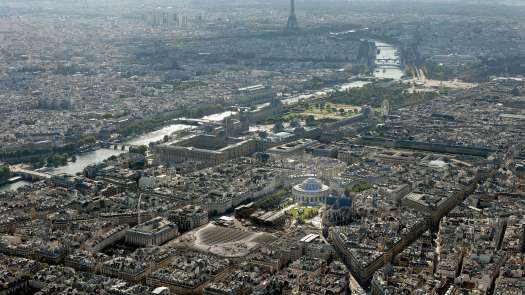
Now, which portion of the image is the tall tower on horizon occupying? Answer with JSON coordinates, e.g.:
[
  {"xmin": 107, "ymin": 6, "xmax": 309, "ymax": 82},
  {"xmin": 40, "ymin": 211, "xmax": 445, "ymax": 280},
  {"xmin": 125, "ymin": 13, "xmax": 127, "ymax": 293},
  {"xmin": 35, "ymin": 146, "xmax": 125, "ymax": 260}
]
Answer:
[{"xmin": 287, "ymin": 0, "xmax": 299, "ymax": 32}]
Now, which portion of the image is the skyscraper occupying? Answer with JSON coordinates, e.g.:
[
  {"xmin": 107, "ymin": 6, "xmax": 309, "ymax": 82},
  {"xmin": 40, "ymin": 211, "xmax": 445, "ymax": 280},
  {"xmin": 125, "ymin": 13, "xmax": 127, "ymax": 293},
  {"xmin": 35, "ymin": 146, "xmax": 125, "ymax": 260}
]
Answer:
[{"xmin": 287, "ymin": 0, "xmax": 299, "ymax": 32}]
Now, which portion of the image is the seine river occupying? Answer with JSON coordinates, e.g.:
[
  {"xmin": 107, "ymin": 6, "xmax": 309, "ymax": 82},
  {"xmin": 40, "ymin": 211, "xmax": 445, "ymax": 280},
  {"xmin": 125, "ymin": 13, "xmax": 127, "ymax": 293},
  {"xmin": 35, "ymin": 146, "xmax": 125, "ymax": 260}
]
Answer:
[
  {"xmin": 373, "ymin": 41, "xmax": 404, "ymax": 80},
  {"xmin": 0, "ymin": 40, "xmax": 403, "ymax": 192},
  {"xmin": 282, "ymin": 40, "xmax": 403, "ymax": 105}
]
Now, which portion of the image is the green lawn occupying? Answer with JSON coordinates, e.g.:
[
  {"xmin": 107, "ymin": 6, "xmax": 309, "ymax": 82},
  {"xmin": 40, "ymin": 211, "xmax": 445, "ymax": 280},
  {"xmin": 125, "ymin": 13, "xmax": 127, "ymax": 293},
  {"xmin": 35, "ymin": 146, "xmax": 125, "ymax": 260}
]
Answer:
[{"xmin": 288, "ymin": 206, "xmax": 320, "ymax": 223}]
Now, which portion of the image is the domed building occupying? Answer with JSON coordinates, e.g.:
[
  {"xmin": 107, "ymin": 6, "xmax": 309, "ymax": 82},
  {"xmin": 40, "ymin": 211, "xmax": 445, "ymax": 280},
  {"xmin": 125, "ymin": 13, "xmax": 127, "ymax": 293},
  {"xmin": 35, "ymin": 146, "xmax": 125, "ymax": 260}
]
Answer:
[{"xmin": 292, "ymin": 177, "xmax": 330, "ymax": 205}]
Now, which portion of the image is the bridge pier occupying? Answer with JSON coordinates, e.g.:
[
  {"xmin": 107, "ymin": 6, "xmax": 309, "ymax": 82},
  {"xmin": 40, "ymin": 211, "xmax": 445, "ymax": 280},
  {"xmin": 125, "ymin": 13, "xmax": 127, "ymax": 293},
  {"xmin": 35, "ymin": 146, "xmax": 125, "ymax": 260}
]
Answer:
[{"xmin": 11, "ymin": 167, "xmax": 52, "ymax": 182}]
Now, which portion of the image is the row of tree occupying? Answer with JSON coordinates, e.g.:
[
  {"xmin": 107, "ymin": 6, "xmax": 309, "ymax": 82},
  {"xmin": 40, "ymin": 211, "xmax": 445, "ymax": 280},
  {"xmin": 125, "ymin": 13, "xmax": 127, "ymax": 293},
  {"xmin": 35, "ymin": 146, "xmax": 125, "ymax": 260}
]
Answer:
[
  {"xmin": 0, "ymin": 165, "xmax": 10, "ymax": 181},
  {"xmin": 329, "ymin": 82, "xmax": 437, "ymax": 108}
]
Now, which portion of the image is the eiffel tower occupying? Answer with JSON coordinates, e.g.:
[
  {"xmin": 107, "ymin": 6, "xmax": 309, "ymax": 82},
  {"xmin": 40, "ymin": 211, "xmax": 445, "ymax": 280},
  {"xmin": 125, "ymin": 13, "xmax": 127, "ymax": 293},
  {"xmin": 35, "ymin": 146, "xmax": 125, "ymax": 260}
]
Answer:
[{"xmin": 287, "ymin": 0, "xmax": 299, "ymax": 32}]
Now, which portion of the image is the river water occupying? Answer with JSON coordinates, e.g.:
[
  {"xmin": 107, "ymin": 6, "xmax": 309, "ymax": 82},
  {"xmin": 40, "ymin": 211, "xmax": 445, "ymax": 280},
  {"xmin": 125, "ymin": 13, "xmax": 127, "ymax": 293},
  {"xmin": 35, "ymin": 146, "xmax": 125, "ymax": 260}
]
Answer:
[
  {"xmin": 49, "ymin": 148, "xmax": 127, "ymax": 176},
  {"xmin": 44, "ymin": 123, "xmax": 200, "ymax": 177},
  {"xmin": 126, "ymin": 123, "xmax": 192, "ymax": 146},
  {"xmin": 0, "ymin": 40, "xmax": 403, "ymax": 192},
  {"xmin": 0, "ymin": 180, "xmax": 32, "ymax": 192},
  {"xmin": 373, "ymin": 41, "xmax": 404, "ymax": 80},
  {"xmin": 282, "ymin": 40, "xmax": 403, "ymax": 105},
  {"xmin": 202, "ymin": 111, "xmax": 237, "ymax": 122},
  {"xmin": 29, "ymin": 111, "xmax": 234, "ymax": 178}
]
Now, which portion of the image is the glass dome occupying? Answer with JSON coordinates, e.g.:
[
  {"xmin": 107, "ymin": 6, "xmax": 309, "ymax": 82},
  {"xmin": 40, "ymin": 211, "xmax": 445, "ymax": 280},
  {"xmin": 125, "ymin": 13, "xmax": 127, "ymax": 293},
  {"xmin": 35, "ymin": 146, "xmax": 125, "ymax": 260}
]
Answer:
[{"xmin": 301, "ymin": 177, "xmax": 323, "ymax": 192}]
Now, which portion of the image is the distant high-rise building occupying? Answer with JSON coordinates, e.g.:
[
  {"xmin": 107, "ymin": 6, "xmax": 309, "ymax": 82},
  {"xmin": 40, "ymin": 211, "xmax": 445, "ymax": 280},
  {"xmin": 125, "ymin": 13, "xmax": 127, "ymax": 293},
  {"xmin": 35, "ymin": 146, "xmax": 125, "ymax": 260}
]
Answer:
[
  {"xmin": 162, "ymin": 12, "xmax": 169, "ymax": 28},
  {"xmin": 381, "ymin": 99, "xmax": 391, "ymax": 117},
  {"xmin": 287, "ymin": 0, "xmax": 299, "ymax": 32},
  {"xmin": 173, "ymin": 13, "xmax": 180, "ymax": 26}
]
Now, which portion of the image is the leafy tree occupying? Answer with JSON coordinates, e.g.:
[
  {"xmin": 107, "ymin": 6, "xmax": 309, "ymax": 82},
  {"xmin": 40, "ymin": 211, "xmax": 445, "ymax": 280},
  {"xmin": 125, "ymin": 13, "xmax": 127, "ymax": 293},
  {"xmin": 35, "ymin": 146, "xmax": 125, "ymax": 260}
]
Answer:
[
  {"xmin": 129, "ymin": 145, "xmax": 148, "ymax": 155},
  {"xmin": 79, "ymin": 135, "xmax": 97, "ymax": 146},
  {"xmin": 345, "ymin": 182, "xmax": 372, "ymax": 195},
  {"xmin": 46, "ymin": 154, "xmax": 68, "ymax": 167},
  {"xmin": 305, "ymin": 115, "xmax": 317, "ymax": 127},
  {"xmin": 511, "ymin": 87, "xmax": 520, "ymax": 97},
  {"xmin": 0, "ymin": 165, "xmax": 10, "ymax": 180},
  {"xmin": 273, "ymin": 121, "xmax": 285, "ymax": 133},
  {"xmin": 258, "ymin": 131, "xmax": 269, "ymax": 139},
  {"xmin": 329, "ymin": 82, "xmax": 436, "ymax": 108},
  {"xmin": 290, "ymin": 120, "xmax": 301, "ymax": 128}
]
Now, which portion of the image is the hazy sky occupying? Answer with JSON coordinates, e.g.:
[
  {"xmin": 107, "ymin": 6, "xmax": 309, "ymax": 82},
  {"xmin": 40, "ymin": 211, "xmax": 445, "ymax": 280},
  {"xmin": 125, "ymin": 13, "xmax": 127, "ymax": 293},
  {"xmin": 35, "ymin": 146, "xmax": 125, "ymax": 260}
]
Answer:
[{"xmin": 1, "ymin": 0, "xmax": 524, "ymax": 19}]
